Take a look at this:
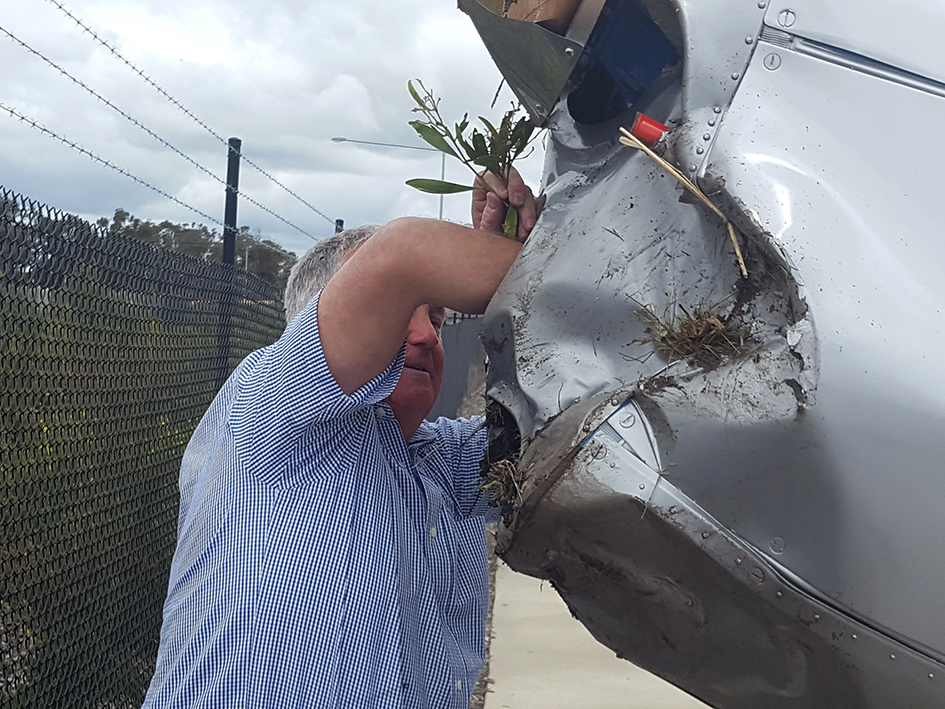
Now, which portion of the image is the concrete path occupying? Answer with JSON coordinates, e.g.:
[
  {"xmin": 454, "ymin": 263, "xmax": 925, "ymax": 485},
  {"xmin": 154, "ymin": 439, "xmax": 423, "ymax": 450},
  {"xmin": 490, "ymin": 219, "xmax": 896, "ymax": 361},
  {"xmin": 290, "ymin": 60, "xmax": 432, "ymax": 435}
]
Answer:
[{"xmin": 485, "ymin": 562, "xmax": 711, "ymax": 709}]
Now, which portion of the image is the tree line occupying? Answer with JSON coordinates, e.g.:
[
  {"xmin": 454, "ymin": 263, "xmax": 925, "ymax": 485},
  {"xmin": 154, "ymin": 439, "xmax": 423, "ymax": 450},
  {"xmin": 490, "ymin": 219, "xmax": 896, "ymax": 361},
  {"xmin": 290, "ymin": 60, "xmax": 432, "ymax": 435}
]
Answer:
[{"xmin": 96, "ymin": 209, "xmax": 298, "ymax": 292}]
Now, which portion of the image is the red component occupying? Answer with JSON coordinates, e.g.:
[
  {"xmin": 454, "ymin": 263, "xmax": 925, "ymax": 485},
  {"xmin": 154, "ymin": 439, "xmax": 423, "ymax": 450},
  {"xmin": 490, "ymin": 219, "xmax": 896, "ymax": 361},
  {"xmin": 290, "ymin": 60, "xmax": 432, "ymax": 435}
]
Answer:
[{"xmin": 630, "ymin": 113, "xmax": 668, "ymax": 146}]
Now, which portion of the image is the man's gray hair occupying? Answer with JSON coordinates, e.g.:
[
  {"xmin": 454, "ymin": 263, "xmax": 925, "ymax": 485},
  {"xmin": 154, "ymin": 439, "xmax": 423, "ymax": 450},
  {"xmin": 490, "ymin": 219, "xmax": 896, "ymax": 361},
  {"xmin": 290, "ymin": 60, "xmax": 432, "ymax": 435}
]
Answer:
[{"xmin": 283, "ymin": 224, "xmax": 380, "ymax": 322}]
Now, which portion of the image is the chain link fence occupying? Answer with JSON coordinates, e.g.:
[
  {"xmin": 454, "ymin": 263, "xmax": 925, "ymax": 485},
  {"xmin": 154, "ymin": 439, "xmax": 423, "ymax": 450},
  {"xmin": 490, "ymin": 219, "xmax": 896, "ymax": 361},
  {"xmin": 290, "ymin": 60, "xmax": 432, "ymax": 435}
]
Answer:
[{"xmin": 0, "ymin": 187, "xmax": 286, "ymax": 708}]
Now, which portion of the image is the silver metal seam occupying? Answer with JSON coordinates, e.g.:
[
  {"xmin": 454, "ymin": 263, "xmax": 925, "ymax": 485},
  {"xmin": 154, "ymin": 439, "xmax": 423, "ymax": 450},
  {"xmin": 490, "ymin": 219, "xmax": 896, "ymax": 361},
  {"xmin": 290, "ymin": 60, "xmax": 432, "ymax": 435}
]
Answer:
[{"xmin": 759, "ymin": 27, "xmax": 945, "ymax": 99}]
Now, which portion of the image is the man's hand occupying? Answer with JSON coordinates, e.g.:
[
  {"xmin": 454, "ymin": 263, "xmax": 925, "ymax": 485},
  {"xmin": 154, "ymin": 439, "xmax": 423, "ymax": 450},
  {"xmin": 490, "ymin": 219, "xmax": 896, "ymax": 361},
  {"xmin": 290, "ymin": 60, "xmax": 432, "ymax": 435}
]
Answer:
[{"xmin": 472, "ymin": 168, "xmax": 544, "ymax": 241}]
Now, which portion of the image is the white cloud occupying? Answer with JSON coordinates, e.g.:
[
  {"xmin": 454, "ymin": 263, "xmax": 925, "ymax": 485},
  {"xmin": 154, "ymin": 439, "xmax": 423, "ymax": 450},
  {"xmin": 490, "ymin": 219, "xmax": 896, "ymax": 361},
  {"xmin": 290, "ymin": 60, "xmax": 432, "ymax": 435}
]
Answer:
[{"xmin": 105, "ymin": 4, "xmax": 240, "ymax": 67}]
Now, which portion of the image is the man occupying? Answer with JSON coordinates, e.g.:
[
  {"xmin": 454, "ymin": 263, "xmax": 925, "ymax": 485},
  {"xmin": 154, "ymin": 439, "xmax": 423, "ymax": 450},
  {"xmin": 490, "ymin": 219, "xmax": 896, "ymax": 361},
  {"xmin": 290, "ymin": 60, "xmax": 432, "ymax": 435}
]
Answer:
[{"xmin": 143, "ymin": 173, "xmax": 540, "ymax": 708}]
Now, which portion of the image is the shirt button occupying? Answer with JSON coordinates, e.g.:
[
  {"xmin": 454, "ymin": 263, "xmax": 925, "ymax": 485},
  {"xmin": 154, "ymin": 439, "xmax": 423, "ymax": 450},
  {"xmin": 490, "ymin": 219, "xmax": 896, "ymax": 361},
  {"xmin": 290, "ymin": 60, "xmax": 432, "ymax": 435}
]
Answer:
[
  {"xmin": 456, "ymin": 680, "xmax": 462, "ymax": 691},
  {"xmin": 429, "ymin": 526, "xmax": 437, "ymax": 538},
  {"xmin": 374, "ymin": 407, "xmax": 386, "ymax": 419}
]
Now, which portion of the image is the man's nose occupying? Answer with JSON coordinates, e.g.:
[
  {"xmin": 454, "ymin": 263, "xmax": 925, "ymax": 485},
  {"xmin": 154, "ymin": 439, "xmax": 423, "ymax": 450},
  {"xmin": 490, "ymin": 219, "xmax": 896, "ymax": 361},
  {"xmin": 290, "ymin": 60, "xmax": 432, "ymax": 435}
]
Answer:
[{"xmin": 406, "ymin": 306, "xmax": 440, "ymax": 347}]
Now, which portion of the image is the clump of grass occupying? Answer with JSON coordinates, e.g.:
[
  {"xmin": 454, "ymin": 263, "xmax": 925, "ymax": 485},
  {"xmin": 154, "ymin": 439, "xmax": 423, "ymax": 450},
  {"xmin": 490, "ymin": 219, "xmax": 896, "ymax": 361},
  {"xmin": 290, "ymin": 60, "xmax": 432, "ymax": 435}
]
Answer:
[
  {"xmin": 634, "ymin": 302, "xmax": 750, "ymax": 369},
  {"xmin": 480, "ymin": 455, "xmax": 525, "ymax": 524},
  {"xmin": 478, "ymin": 398, "xmax": 526, "ymax": 523}
]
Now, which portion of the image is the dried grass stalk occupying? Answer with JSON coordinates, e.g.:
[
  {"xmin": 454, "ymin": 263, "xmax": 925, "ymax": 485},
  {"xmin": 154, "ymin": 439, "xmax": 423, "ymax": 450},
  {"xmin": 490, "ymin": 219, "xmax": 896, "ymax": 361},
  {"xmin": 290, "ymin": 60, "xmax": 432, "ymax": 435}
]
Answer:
[{"xmin": 618, "ymin": 127, "xmax": 748, "ymax": 279}]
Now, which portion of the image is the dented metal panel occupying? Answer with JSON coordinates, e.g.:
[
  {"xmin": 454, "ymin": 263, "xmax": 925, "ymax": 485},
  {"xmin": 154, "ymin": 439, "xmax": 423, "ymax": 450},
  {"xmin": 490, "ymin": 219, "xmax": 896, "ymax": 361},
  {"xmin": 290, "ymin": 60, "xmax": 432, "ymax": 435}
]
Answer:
[
  {"xmin": 500, "ymin": 393, "xmax": 944, "ymax": 707},
  {"xmin": 468, "ymin": 0, "xmax": 945, "ymax": 705}
]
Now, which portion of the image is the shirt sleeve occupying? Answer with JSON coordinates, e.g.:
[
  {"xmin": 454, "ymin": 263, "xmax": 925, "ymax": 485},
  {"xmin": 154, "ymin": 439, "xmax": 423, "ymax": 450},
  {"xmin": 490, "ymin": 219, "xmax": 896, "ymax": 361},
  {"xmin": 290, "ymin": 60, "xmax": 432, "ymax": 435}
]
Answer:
[
  {"xmin": 419, "ymin": 416, "xmax": 500, "ymax": 521},
  {"xmin": 227, "ymin": 290, "xmax": 404, "ymax": 482}
]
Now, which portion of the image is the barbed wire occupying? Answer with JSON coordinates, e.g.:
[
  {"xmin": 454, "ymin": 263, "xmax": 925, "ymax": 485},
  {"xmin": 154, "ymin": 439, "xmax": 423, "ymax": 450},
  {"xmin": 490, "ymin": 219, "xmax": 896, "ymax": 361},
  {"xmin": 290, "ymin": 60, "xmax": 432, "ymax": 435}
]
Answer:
[
  {"xmin": 44, "ymin": 0, "xmax": 230, "ymax": 141},
  {"xmin": 1, "ymin": 103, "xmax": 222, "ymax": 226},
  {"xmin": 44, "ymin": 0, "xmax": 336, "ymax": 226},
  {"xmin": 0, "ymin": 27, "xmax": 216, "ymax": 183},
  {"xmin": 1, "ymin": 23, "xmax": 319, "ymax": 240}
]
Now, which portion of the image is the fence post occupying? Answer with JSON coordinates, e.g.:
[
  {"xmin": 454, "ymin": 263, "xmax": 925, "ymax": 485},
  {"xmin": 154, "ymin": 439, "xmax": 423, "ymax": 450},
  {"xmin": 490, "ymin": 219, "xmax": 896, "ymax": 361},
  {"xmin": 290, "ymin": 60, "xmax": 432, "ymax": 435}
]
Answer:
[
  {"xmin": 217, "ymin": 137, "xmax": 242, "ymax": 388},
  {"xmin": 335, "ymin": 218, "xmax": 344, "ymax": 233},
  {"xmin": 222, "ymin": 138, "xmax": 242, "ymax": 265}
]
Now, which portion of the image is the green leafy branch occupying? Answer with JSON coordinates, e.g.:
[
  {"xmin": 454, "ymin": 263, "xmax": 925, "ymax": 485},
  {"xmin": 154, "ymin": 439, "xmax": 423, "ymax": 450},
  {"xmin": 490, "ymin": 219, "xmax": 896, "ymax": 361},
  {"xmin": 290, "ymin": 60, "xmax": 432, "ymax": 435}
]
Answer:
[{"xmin": 405, "ymin": 79, "xmax": 536, "ymax": 238}]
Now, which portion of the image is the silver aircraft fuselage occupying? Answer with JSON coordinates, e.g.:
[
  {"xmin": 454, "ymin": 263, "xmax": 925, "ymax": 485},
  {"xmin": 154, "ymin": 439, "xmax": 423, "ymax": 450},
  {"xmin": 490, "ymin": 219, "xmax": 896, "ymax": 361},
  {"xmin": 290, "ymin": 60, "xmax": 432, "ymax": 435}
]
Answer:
[{"xmin": 461, "ymin": 0, "xmax": 945, "ymax": 706}]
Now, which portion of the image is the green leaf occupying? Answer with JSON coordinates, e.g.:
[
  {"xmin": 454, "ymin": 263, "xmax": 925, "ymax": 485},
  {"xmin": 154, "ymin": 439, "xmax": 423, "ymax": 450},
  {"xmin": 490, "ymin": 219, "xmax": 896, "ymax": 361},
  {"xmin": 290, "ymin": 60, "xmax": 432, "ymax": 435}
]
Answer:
[
  {"xmin": 455, "ymin": 114, "xmax": 469, "ymax": 138},
  {"xmin": 471, "ymin": 131, "xmax": 488, "ymax": 157},
  {"xmin": 408, "ymin": 121, "xmax": 459, "ymax": 158},
  {"xmin": 479, "ymin": 116, "xmax": 499, "ymax": 142},
  {"xmin": 406, "ymin": 178, "xmax": 475, "ymax": 194},
  {"xmin": 499, "ymin": 110, "xmax": 513, "ymax": 140},
  {"xmin": 456, "ymin": 133, "xmax": 474, "ymax": 161},
  {"xmin": 511, "ymin": 118, "xmax": 534, "ymax": 147},
  {"xmin": 472, "ymin": 155, "xmax": 502, "ymax": 172},
  {"xmin": 407, "ymin": 80, "xmax": 426, "ymax": 109},
  {"xmin": 503, "ymin": 205, "xmax": 519, "ymax": 239}
]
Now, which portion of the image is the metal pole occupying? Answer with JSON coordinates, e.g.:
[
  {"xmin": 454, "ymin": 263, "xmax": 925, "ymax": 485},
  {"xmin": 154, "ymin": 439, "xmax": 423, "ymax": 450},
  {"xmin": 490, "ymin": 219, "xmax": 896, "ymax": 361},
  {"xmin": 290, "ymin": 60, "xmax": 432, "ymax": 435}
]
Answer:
[
  {"xmin": 222, "ymin": 137, "xmax": 241, "ymax": 266},
  {"xmin": 335, "ymin": 219, "xmax": 345, "ymax": 233},
  {"xmin": 217, "ymin": 136, "xmax": 241, "ymax": 389}
]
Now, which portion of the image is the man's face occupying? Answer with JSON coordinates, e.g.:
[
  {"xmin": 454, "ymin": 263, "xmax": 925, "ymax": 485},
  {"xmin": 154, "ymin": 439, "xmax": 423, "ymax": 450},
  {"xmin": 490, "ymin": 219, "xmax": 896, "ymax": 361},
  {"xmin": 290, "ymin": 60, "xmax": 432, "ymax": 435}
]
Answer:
[{"xmin": 386, "ymin": 305, "xmax": 446, "ymax": 431}]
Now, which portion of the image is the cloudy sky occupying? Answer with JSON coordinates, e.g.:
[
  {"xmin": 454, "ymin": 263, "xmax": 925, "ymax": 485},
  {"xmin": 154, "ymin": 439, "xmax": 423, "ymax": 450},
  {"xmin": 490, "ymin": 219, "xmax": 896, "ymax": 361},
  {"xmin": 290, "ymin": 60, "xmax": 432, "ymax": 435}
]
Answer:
[{"xmin": 0, "ymin": 0, "xmax": 545, "ymax": 256}]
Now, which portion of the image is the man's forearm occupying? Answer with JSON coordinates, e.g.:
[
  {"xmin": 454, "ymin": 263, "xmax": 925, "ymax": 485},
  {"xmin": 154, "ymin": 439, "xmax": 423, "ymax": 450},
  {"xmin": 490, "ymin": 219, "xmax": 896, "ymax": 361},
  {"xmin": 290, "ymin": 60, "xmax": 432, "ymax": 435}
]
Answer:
[{"xmin": 318, "ymin": 217, "xmax": 522, "ymax": 396}]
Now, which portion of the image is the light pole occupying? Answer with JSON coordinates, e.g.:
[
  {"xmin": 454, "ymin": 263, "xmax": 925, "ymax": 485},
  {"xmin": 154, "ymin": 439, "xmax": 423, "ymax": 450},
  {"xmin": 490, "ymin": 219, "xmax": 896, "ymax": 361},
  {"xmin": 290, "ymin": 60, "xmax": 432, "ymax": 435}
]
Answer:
[{"xmin": 331, "ymin": 136, "xmax": 447, "ymax": 220}]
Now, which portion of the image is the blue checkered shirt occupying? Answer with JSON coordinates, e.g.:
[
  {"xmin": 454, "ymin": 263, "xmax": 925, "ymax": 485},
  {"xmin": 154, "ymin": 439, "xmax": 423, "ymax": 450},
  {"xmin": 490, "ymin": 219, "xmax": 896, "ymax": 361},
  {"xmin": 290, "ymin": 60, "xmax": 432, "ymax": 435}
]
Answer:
[{"xmin": 143, "ymin": 292, "xmax": 496, "ymax": 708}]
